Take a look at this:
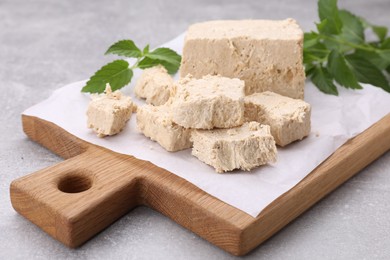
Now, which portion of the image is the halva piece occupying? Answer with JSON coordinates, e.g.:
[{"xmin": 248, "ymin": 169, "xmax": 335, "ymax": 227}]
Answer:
[
  {"xmin": 87, "ymin": 85, "xmax": 133, "ymax": 137},
  {"xmin": 134, "ymin": 65, "xmax": 174, "ymax": 106},
  {"xmin": 136, "ymin": 105, "xmax": 192, "ymax": 152},
  {"xmin": 170, "ymin": 75, "xmax": 245, "ymax": 129},
  {"xmin": 191, "ymin": 122, "xmax": 277, "ymax": 173},
  {"xmin": 244, "ymin": 91, "xmax": 311, "ymax": 146},
  {"xmin": 180, "ymin": 19, "xmax": 305, "ymax": 99}
]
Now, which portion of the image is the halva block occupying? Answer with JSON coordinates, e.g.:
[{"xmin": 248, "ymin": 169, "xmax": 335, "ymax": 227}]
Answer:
[
  {"xmin": 170, "ymin": 74, "xmax": 245, "ymax": 129},
  {"xmin": 180, "ymin": 19, "xmax": 305, "ymax": 99},
  {"xmin": 136, "ymin": 105, "xmax": 192, "ymax": 152},
  {"xmin": 87, "ymin": 85, "xmax": 133, "ymax": 137},
  {"xmin": 134, "ymin": 65, "xmax": 174, "ymax": 106},
  {"xmin": 244, "ymin": 91, "xmax": 311, "ymax": 146},
  {"xmin": 191, "ymin": 122, "xmax": 277, "ymax": 173}
]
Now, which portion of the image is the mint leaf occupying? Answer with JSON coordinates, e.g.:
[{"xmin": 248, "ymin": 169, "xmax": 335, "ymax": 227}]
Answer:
[
  {"xmin": 138, "ymin": 57, "xmax": 179, "ymax": 74},
  {"xmin": 304, "ymin": 0, "xmax": 390, "ymax": 95},
  {"xmin": 105, "ymin": 40, "xmax": 142, "ymax": 58},
  {"xmin": 138, "ymin": 47, "xmax": 181, "ymax": 74},
  {"xmin": 305, "ymin": 63, "xmax": 316, "ymax": 77},
  {"xmin": 318, "ymin": 0, "xmax": 342, "ymax": 34},
  {"xmin": 304, "ymin": 32, "xmax": 320, "ymax": 49},
  {"xmin": 316, "ymin": 19, "xmax": 328, "ymax": 34},
  {"xmin": 359, "ymin": 17, "xmax": 388, "ymax": 42},
  {"xmin": 304, "ymin": 52, "xmax": 323, "ymax": 64},
  {"xmin": 372, "ymin": 26, "xmax": 388, "ymax": 42},
  {"xmin": 354, "ymin": 49, "xmax": 390, "ymax": 70},
  {"xmin": 304, "ymin": 41, "xmax": 328, "ymax": 59},
  {"xmin": 315, "ymin": 20, "xmax": 342, "ymax": 50},
  {"xmin": 377, "ymin": 49, "xmax": 390, "ymax": 63},
  {"xmin": 142, "ymin": 44, "xmax": 150, "ymax": 55},
  {"xmin": 327, "ymin": 50, "xmax": 362, "ymax": 89},
  {"xmin": 346, "ymin": 54, "xmax": 390, "ymax": 92},
  {"xmin": 381, "ymin": 38, "xmax": 390, "ymax": 49},
  {"xmin": 310, "ymin": 66, "xmax": 338, "ymax": 95},
  {"xmin": 84, "ymin": 39, "xmax": 182, "ymax": 93},
  {"xmin": 338, "ymin": 10, "xmax": 364, "ymax": 44},
  {"xmin": 304, "ymin": 33, "xmax": 329, "ymax": 64},
  {"xmin": 145, "ymin": 48, "xmax": 181, "ymax": 67},
  {"xmin": 82, "ymin": 60, "xmax": 133, "ymax": 93}
]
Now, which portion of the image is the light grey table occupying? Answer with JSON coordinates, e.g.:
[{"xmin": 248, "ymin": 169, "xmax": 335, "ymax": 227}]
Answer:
[{"xmin": 1, "ymin": 0, "xmax": 389, "ymax": 259}]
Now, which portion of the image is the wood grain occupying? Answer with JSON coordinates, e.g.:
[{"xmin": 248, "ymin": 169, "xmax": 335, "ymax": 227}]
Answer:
[{"xmin": 10, "ymin": 113, "xmax": 390, "ymax": 255}]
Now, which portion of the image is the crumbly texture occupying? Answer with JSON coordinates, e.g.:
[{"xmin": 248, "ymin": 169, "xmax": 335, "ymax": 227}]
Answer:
[
  {"xmin": 191, "ymin": 122, "xmax": 277, "ymax": 173},
  {"xmin": 244, "ymin": 91, "xmax": 311, "ymax": 146},
  {"xmin": 170, "ymin": 74, "xmax": 245, "ymax": 129},
  {"xmin": 87, "ymin": 88, "xmax": 133, "ymax": 137},
  {"xmin": 180, "ymin": 19, "xmax": 305, "ymax": 99},
  {"xmin": 136, "ymin": 105, "xmax": 192, "ymax": 152},
  {"xmin": 134, "ymin": 65, "xmax": 174, "ymax": 106}
]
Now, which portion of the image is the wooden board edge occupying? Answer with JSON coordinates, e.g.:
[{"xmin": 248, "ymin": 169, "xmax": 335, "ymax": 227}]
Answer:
[
  {"xmin": 239, "ymin": 113, "xmax": 390, "ymax": 255},
  {"xmin": 22, "ymin": 114, "xmax": 89, "ymax": 159},
  {"xmin": 20, "ymin": 115, "xmax": 254, "ymax": 255},
  {"xmin": 19, "ymin": 113, "xmax": 390, "ymax": 256}
]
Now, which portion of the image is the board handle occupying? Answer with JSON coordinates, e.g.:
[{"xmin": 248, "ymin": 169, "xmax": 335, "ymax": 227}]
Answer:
[{"xmin": 10, "ymin": 148, "xmax": 143, "ymax": 247}]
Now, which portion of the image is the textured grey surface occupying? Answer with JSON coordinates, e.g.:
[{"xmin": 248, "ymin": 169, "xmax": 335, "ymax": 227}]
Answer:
[{"xmin": 1, "ymin": 0, "xmax": 390, "ymax": 259}]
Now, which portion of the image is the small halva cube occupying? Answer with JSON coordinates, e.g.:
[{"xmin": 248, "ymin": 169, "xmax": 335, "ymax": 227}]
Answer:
[
  {"xmin": 170, "ymin": 74, "xmax": 245, "ymax": 129},
  {"xmin": 134, "ymin": 65, "xmax": 174, "ymax": 106},
  {"xmin": 244, "ymin": 91, "xmax": 311, "ymax": 146},
  {"xmin": 87, "ymin": 85, "xmax": 133, "ymax": 137},
  {"xmin": 136, "ymin": 105, "xmax": 192, "ymax": 152},
  {"xmin": 191, "ymin": 122, "xmax": 277, "ymax": 173}
]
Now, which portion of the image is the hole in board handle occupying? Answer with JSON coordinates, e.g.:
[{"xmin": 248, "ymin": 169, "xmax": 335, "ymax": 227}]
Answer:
[{"xmin": 58, "ymin": 173, "xmax": 92, "ymax": 193}]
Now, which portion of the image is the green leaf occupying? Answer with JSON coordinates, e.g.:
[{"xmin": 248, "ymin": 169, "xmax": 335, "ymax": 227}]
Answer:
[
  {"xmin": 304, "ymin": 32, "xmax": 319, "ymax": 49},
  {"xmin": 142, "ymin": 44, "xmax": 150, "ymax": 55},
  {"xmin": 372, "ymin": 26, "xmax": 388, "ymax": 42},
  {"xmin": 377, "ymin": 49, "xmax": 390, "ymax": 63},
  {"xmin": 358, "ymin": 17, "xmax": 370, "ymax": 29},
  {"xmin": 139, "ymin": 47, "xmax": 181, "ymax": 74},
  {"xmin": 338, "ymin": 10, "xmax": 364, "ymax": 44},
  {"xmin": 303, "ymin": 0, "xmax": 390, "ymax": 95},
  {"xmin": 105, "ymin": 40, "xmax": 142, "ymax": 58},
  {"xmin": 358, "ymin": 17, "xmax": 387, "ymax": 42},
  {"xmin": 323, "ymin": 36, "xmax": 343, "ymax": 51},
  {"xmin": 354, "ymin": 49, "xmax": 390, "ymax": 70},
  {"xmin": 310, "ymin": 66, "xmax": 339, "ymax": 95},
  {"xmin": 304, "ymin": 63, "xmax": 316, "ymax": 77},
  {"xmin": 318, "ymin": 0, "xmax": 342, "ymax": 34},
  {"xmin": 304, "ymin": 52, "xmax": 322, "ymax": 64},
  {"xmin": 381, "ymin": 38, "xmax": 390, "ymax": 49},
  {"xmin": 145, "ymin": 47, "xmax": 181, "ymax": 67},
  {"xmin": 345, "ymin": 53, "xmax": 390, "ymax": 92},
  {"xmin": 81, "ymin": 60, "xmax": 133, "ymax": 93},
  {"xmin": 305, "ymin": 41, "xmax": 329, "ymax": 57},
  {"xmin": 303, "ymin": 41, "xmax": 329, "ymax": 65},
  {"xmin": 316, "ymin": 19, "xmax": 328, "ymax": 34},
  {"xmin": 138, "ymin": 57, "xmax": 179, "ymax": 74},
  {"xmin": 327, "ymin": 50, "xmax": 362, "ymax": 89}
]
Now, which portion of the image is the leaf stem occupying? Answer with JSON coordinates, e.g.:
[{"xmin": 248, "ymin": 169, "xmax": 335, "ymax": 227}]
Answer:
[
  {"xmin": 319, "ymin": 34, "xmax": 375, "ymax": 52},
  {"xmin": 130, "ymin": 57, "xmax": 143, "ymax": 70}
]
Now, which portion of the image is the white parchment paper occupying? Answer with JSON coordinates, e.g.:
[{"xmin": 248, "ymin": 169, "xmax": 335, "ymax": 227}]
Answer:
[{"xmin": 23, "ymin": 33, "xmax": 390, "ymax": 217}]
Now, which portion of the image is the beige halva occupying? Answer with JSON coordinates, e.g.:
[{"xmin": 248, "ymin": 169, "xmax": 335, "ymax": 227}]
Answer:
[
  {"xmin": 180, "ymin": 19, "xmax": 305, "ymax": 99},
  {"xmin": 170, "ymin": 75, "xmax": 245, "ymax": 129},
  {"xmin": 136, "ymin": 105, "xmax": 192, "ymax": 152},
  {"xmin": 135, "ymin": 65, "xmax": 173, "ymax": 106},
  {"xmin": 87, "ymin": 85, "xmax": 134, "ymax": 137},
  {"xmin": 192, "ymin": 122, "xmax": 277, "ymax": 173},
  {"xmin": 86, "ymin": 19, "xmax": 311, "ymax": 173}
]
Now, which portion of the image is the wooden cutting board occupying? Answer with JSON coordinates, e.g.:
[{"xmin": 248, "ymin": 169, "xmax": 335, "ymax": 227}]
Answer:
[{"xmin": 10, "ymin": 113, "xmax": 390, "ymax": 256}]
